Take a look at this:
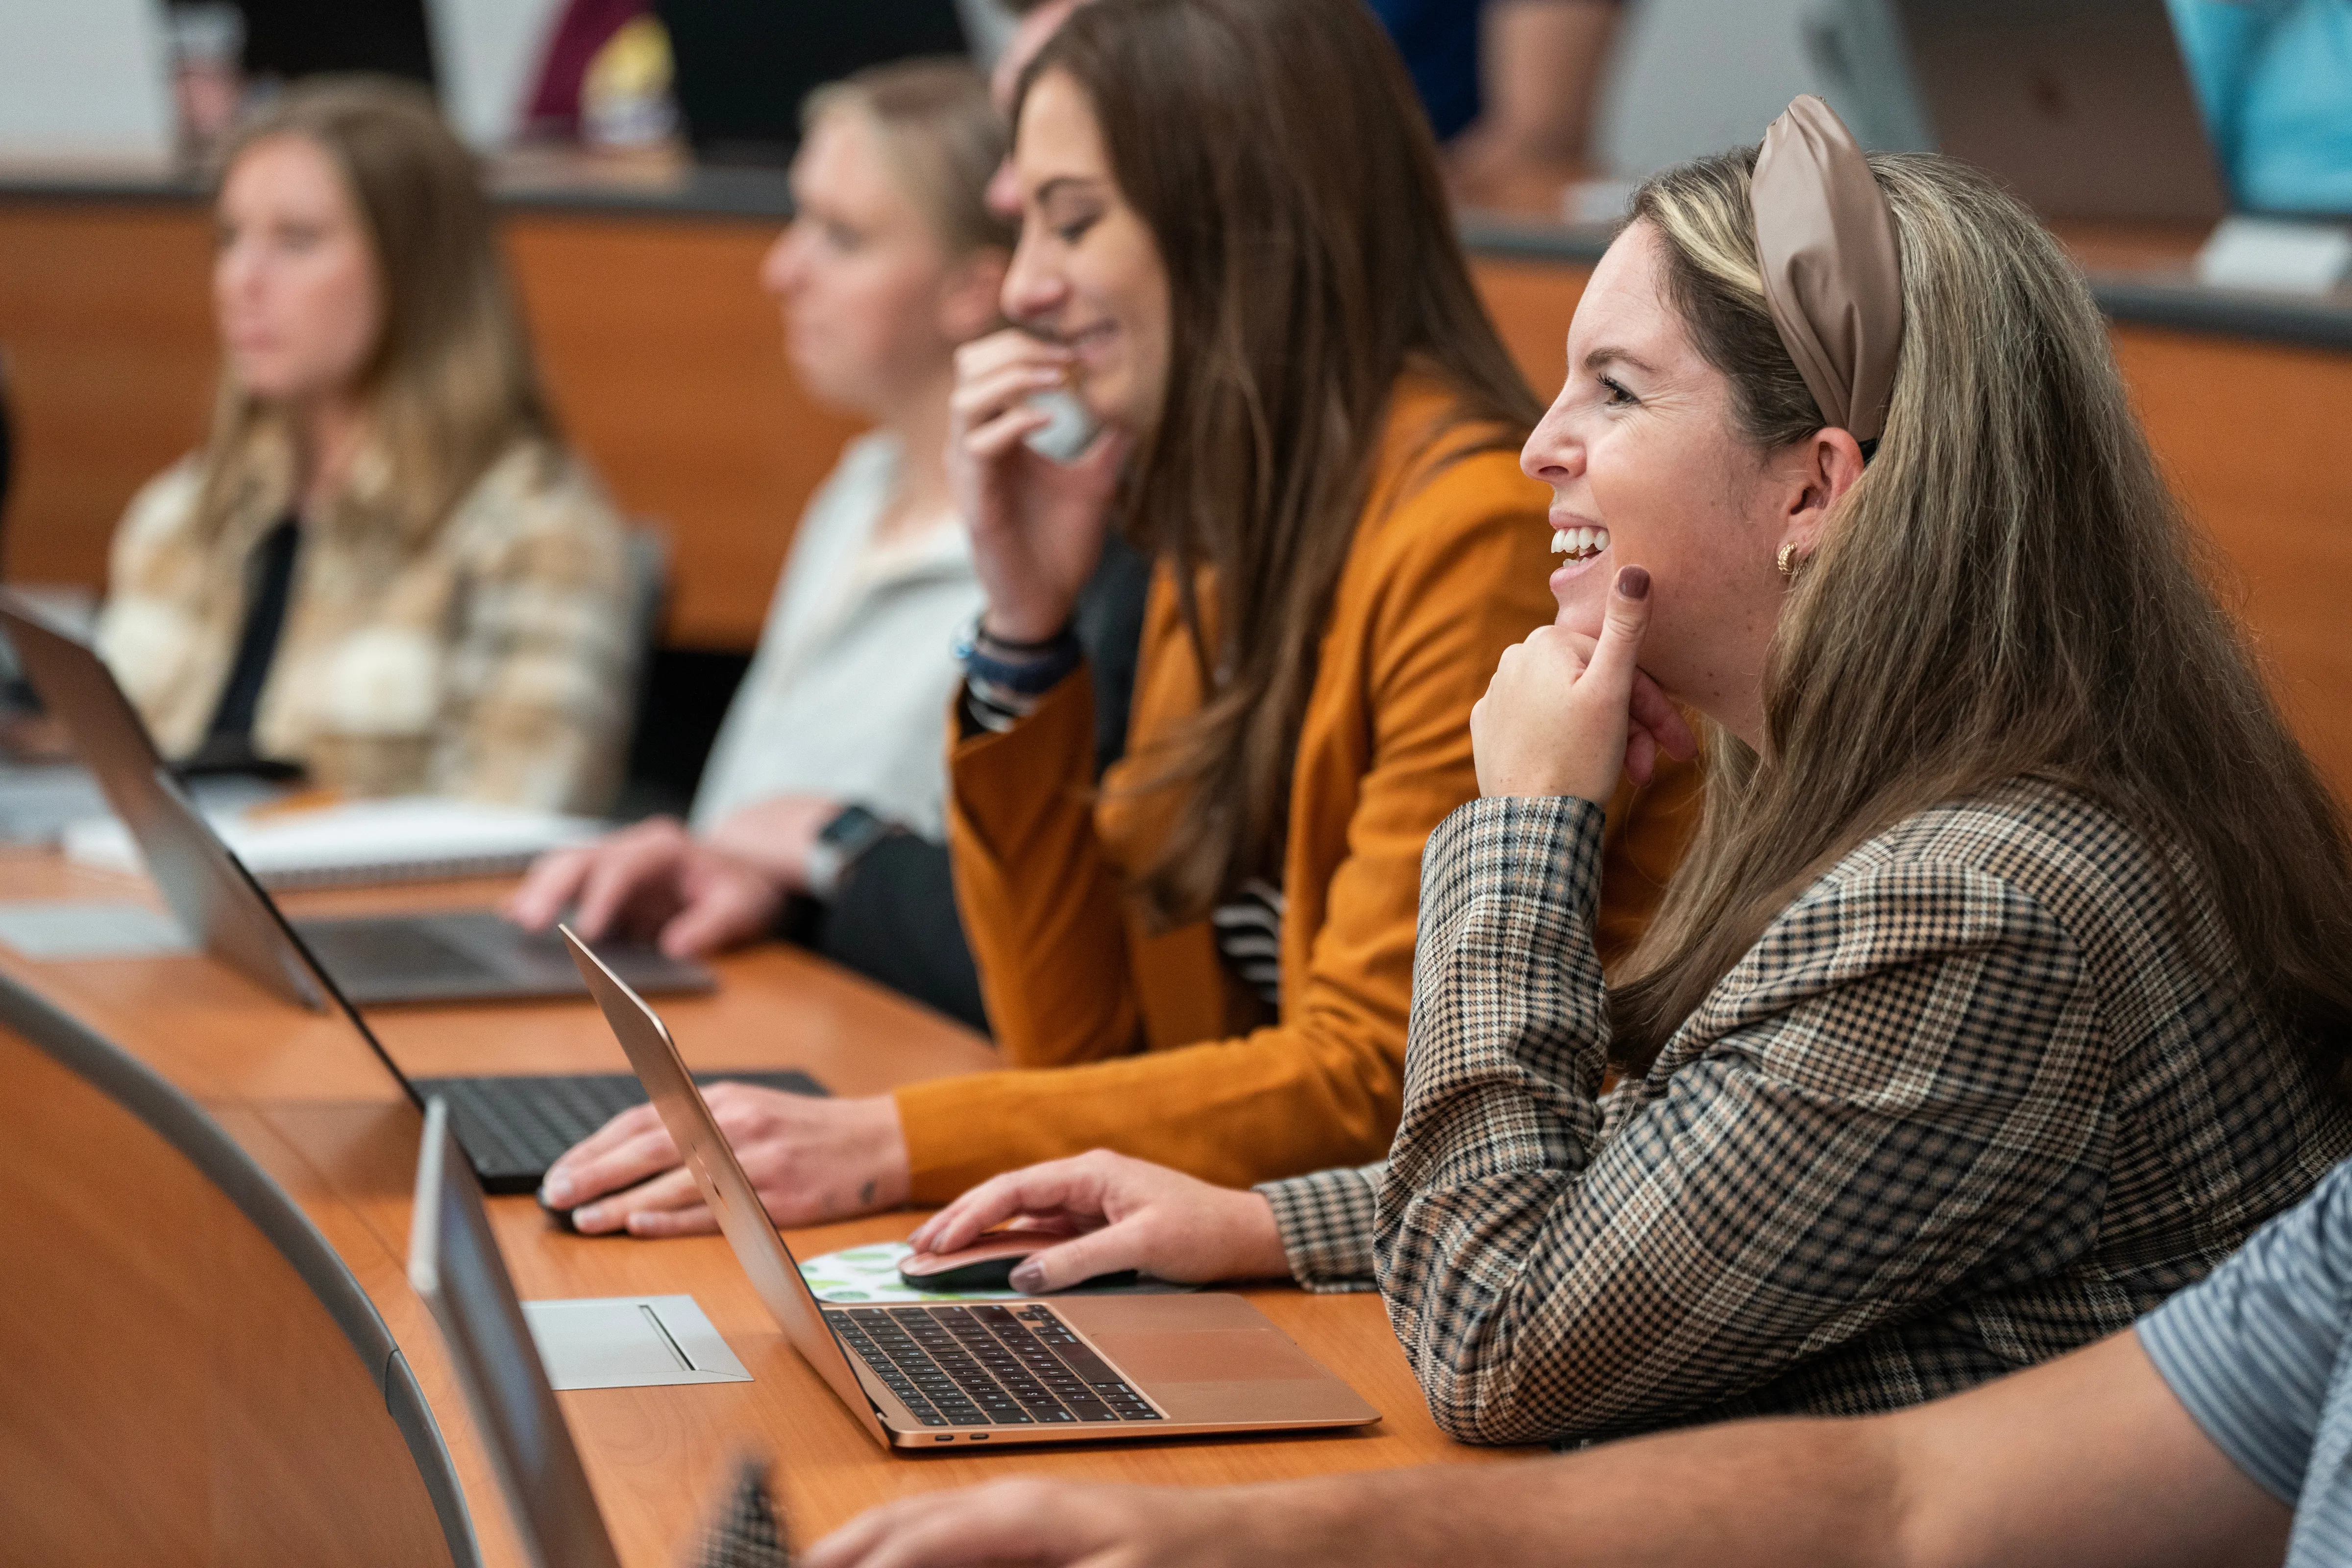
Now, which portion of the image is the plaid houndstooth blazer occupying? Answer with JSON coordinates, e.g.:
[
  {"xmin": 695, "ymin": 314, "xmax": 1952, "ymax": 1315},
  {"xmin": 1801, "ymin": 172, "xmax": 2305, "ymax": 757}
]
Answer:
[{"xmin": 1258, "ymin": 778, "xmax": 2351, "ymax": 1446}]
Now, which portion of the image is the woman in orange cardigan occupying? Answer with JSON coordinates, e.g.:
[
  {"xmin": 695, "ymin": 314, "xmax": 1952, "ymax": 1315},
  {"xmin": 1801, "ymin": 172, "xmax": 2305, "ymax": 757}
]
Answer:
[{"xmin": 539, "ymin": 0, "xmax": 1696, "ymax": 1236}]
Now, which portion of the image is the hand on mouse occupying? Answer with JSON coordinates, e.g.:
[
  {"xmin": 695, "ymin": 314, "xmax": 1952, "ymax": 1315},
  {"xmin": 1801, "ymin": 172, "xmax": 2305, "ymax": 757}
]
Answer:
[
  {"xmin": 906, "ymin": 1150, "xmax": 1289, "ymax": 1293},
  {"xmin": 539, "ymin": 1083, "xmax": 908, "ymax": 1236}
]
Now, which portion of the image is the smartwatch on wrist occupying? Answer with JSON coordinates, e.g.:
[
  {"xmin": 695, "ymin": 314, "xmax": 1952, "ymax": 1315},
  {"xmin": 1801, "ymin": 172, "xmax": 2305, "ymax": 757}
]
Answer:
[{"xmin": 803, "ymin": 804, "xmax": 893, "ymax": 901}]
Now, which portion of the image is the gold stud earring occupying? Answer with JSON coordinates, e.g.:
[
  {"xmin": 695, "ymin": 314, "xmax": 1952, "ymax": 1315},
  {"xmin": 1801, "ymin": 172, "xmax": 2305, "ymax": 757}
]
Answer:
[{"xmin": 1776, "ymin": 542, "xmax": 1802, "ymax": 580}]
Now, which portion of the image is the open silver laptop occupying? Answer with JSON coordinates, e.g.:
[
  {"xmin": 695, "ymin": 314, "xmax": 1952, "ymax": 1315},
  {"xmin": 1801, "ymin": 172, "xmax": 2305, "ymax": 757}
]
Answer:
[
  {"xmin": 0, "ymin": 588, "xmax": 712, "ymax": 1008},
  {"xmin": 560, "ymin": 925, "xmax": 1381, "ymax": 1449},
  {"xmin": 0, "ymin": 589, "xmax": 817, "ymax": 1192},
  {"xmin": 409, "ymin": 1098, "xmax": 627, "ymax": 1568},
  {"xmin": 410, "ymin": 1100, "xmax": 794, "ymax": 1567}
]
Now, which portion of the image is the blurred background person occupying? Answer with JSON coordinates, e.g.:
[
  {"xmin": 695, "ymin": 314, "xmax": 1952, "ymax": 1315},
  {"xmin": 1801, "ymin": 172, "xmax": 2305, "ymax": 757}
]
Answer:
[
  {"xmin": 507, "ymin": 60, "xmax": 1012, "ymax": 1029},
  {"xmin": 1374, "ymin": 0, "xmax": 1626, "ymax": 212},
  {"xmin": 2167, "ymin": 0, "xmax": 2352, "ymax": 216},
  {"xmin": 94, "ymin": 76, "xmax": 637, "ymax": 810}
]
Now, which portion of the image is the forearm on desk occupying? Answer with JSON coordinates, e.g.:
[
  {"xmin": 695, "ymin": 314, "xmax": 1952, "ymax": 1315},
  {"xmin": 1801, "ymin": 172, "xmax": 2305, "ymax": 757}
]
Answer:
[
  {"xmin": 1225, "ymin": 1417, "xmax": 1901, "ymax": 1568},
  {"xmin": 1241, "ymin": 766, "xmax": 1695, "ymax": 1296},
  {"xmin": 893, "ymin": 1016, "xmax": 1405, "ymax": 1204},
  {"xmin": 1218, "ymin": 1323, "xmax": 2270, "ymax": 1568}
]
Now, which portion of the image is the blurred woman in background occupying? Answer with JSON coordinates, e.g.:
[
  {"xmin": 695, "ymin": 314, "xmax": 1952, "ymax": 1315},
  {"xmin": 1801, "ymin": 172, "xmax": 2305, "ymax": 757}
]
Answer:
[
  {"xmin": 507, "ymin": 60, "xmax": 1012, "ymax": 1025},
  {"xmin": 97, "ymin": 76, "xmax": 635, "ymax": 810}
]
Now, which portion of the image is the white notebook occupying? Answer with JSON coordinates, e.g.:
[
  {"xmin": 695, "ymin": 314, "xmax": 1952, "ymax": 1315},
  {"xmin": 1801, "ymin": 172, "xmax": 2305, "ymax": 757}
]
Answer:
[{"xmin": 64, "ymin": 796, "xmax": 603, "ymax": 889}]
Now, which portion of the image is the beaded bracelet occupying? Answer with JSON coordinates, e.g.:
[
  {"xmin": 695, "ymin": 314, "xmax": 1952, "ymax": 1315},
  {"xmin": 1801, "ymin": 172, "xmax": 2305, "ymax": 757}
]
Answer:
[{"xmin": 953, "ymin": 616, "xmax": 1083, "ymax": 697}]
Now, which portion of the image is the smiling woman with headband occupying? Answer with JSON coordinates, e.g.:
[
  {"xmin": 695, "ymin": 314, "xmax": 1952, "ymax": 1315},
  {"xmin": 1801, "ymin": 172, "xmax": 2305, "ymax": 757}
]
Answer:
[{"xmin": 880, "ymin": 94, "xmax": 2352, "ymax": 1466}]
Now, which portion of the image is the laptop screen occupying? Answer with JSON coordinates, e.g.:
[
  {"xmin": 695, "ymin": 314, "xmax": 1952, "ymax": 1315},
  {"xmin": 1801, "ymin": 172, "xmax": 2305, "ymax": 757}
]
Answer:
[
  {"xmin": 0, "ymin": 589, "xmax": 428, "ymax": 1109},
  {"xmin": 409, "ymin": 1100, "xmax": 622, "ymax": 1568}
]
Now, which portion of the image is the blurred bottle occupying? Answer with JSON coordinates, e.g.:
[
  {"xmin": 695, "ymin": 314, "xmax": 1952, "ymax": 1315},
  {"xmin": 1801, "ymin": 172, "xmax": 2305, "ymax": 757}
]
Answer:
[
  {"xmin": 580, "ymin": 14, "xmax": 679, "ymax": 148},
  {"xmin": 170, "ymin": 2, "xmax": 247, "ymax": 165}
]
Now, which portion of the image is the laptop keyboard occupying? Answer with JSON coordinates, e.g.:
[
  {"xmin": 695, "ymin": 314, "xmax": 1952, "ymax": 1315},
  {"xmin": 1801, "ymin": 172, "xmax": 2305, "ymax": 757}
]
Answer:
[
  {"xmin": 830, "ymin": 1303, "xmax": 1164, "ymax": 1428},
  {"xmin": 303, "ymin": 919, "xmax": 501, "ymax": 982},
  {"xmin": 429, "ymin": 1073, "xmax": 648, "ymax": 1175},
  {"xmin": 415, "ymin": 1070, "xmax": 827, "ymax": 1188}
]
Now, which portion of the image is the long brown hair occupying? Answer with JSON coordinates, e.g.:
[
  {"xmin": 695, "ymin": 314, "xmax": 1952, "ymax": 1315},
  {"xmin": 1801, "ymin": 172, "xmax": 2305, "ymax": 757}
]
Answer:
[
  {"xmin": 1020, "ymin": 0, "xmax": 1541, "ymax": 926},
  {"xmin": 1610, "ymin": 146, "xmax": 2352, "ymax": 1086},
  {"xmin": 193, "ymin": 76, "xmax": 555, "ymax": 544}
]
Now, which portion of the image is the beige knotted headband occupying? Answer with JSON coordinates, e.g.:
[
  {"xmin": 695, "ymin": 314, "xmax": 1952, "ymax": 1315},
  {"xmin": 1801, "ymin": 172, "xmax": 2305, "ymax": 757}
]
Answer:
[{"xmin": 1750, "ymin": 95, "xmax": 1903, "ymax": 445}]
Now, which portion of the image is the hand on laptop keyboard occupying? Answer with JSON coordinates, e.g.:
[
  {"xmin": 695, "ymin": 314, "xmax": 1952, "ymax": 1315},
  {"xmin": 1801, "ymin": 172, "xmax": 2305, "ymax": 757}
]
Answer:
[
  {"xmin": 540, "ymin": 1079, "xmax": 911, "ymax": 1236},
  {"xmin": 506, "ymin": 814, "xmax": 801, "ymax": 959}
]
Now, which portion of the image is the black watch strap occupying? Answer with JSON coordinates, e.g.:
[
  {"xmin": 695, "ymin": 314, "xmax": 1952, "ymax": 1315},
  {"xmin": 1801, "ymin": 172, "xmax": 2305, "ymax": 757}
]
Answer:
[{"xmin": 805, "ymin": 804, "xmax": 893, "ymax": 900}]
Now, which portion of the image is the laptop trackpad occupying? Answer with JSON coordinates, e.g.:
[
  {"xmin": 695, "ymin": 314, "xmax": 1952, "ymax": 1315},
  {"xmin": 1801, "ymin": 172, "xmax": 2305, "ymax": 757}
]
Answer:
[
  {"xmin": 520, "ymin": 1294, "xmax": 752, "ymax": 1390},
  {"xmin": 1091, "ymin": 1325, "xmax": 1364, "ymax": 1423},
  {"xmin": 1088, "ymin": 1328, "xmax": 1326, "ymax": 1385}
]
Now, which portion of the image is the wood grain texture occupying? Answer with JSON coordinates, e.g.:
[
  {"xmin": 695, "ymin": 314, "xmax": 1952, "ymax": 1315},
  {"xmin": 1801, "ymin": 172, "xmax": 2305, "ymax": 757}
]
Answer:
[
  {"xmin": 0, "ymin": 854, "xmax": 1527, "ymax": 1564},
  {"xmin": 0, "ymin": 1018, "xmax": 455, "ymax": 1567},
  {"xmin": 0, "ymin": 204, "xmax": 217, "ymax": 592}
]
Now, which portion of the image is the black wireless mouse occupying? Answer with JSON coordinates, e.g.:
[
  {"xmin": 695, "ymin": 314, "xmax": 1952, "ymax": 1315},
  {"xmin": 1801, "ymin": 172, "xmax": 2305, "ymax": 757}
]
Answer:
[{"xmin": 896, "ymin": 1231, "xmax": 1137, "ymax": 1293}]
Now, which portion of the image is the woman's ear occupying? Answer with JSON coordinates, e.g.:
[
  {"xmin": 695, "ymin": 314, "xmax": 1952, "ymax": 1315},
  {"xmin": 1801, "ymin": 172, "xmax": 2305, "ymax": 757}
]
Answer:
[
  {"xmin": 1779, "ymin": 426, "xmax": 1867, "ymax": 556},
  {"xmin": 938, "ymin": 247, "xmax": 1012, "ymax": 345}
]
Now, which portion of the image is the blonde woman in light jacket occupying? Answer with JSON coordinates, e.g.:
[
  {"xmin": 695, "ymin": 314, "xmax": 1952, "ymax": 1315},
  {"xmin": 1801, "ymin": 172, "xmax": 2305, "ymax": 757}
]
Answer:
[
  {"xmin": 689, "ymin": 429, "xmax": 982, "ymax": 840},
  {"xmin": 97, "ymin": 77, "xmax": 634, "ymax": 813}
]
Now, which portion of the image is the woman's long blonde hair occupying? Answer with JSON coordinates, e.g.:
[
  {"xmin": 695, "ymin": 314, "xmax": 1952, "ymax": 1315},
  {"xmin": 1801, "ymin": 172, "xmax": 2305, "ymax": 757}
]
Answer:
[
  {"xmin": 190, "ymin": 76, "xmax": 554, "ymax": 544},
  {"xmin": 1610, "ymin": 147, "xmax": 2352, "ymax": 1086}
]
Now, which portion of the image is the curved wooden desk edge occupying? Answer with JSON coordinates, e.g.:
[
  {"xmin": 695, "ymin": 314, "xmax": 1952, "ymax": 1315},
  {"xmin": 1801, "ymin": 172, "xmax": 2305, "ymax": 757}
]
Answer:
[{"xmin": 0, "ymin": 965, "xmax": 482, "ymax": 1568}]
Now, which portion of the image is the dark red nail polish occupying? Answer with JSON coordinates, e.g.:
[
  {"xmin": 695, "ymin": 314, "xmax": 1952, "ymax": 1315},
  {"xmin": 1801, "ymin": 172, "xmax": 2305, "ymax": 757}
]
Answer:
[{"xmin": 1617, "ymin": 566, "xmax": 1650, "ymax": 600}]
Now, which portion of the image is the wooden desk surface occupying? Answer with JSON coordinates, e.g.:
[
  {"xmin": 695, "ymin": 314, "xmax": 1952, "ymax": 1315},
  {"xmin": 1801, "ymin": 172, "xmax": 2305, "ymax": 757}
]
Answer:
[{"xmin": 0, "ymin": 851, "xmax": 1526, "ymax": 1564}]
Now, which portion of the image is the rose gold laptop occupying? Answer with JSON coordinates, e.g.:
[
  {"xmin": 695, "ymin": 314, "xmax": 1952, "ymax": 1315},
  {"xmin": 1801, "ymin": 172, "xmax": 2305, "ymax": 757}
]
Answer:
[{"xmin": 560, "ymin": 926, "xmax": 1380, "ymax": 1450}]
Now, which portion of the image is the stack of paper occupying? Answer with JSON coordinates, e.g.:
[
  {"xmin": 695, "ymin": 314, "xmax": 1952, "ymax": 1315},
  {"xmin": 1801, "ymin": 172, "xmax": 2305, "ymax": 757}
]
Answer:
[{"xmin": 64, "ymin": 796, "xmax": 603, "ymax": 889}]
